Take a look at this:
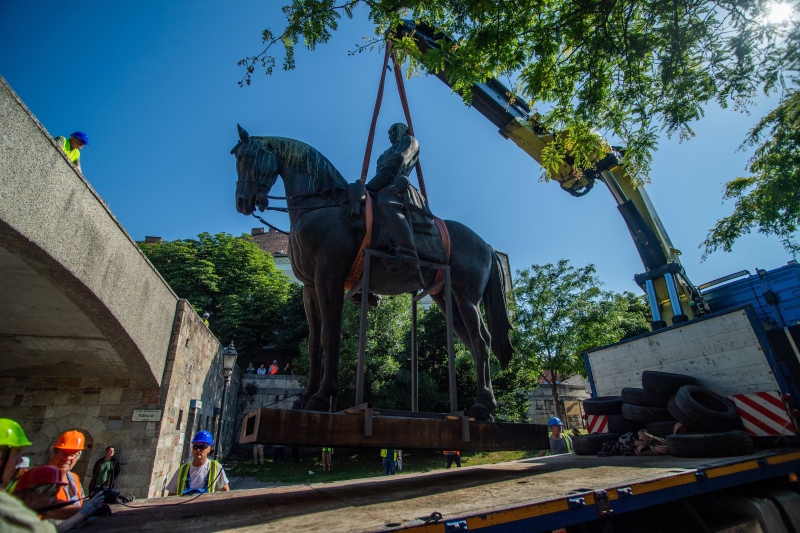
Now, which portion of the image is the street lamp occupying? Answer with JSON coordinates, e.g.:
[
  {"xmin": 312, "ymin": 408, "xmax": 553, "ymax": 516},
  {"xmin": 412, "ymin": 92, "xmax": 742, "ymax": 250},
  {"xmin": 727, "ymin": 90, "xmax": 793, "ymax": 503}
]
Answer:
[{"xmin": 214, "ymin": 342, "xmax": 238, "ymax": 458}]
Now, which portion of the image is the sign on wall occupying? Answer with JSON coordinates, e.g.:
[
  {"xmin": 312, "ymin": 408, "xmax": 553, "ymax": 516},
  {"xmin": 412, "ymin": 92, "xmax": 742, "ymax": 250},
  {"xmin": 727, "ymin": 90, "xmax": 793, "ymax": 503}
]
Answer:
[{"xmin": 132, "ymin": 409, "xmax": 163, "ymax": 422}]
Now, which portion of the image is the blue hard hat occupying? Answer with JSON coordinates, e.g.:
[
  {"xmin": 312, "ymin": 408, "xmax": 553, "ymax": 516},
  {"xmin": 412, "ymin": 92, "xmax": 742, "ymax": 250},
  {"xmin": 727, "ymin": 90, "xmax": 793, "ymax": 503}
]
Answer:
[
  {"xmin": 70, "ymin": 131, "xmax": 89, "ymax": 146},
  {"xmin": 548, "ymin": 417, "xmax": 563, "ymax": 427},
  {"xmin": 192, "ymin": 430, "xmax": 214, "ymax": 446}
]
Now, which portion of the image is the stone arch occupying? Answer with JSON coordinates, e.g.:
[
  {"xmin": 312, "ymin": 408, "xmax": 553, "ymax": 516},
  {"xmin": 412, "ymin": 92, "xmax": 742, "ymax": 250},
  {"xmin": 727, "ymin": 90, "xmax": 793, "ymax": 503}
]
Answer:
[{"xmin": 38, "ymin": 414, "xmax": 106, "ymax": 482}]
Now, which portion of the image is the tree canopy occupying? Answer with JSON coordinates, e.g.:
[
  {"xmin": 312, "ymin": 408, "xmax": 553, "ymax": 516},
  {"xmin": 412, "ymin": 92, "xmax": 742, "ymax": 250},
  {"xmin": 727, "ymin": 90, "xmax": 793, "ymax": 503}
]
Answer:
[
  {"xmin": 241, "ymin": 1, "xmax": 795, "ymax": 180},
  {"xmin": 703, "ymin": 22, "xmax": 800, "ymax": 257},
  {"xmin": 513, "ymin": 260, "xmax": 650, "ymax": 419},
  {"xmin": 140, "ymin": 232, "xmax": 301, "ymax": 359}
]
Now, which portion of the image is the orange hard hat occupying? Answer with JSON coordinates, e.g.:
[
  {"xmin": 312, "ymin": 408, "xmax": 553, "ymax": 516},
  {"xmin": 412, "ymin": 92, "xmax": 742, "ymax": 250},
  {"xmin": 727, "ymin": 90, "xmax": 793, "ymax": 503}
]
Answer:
[
  {"xmin": 52, "ymin": 430, "xmax": 86, "ymax": 450},
  {"xmin": 13, "ymin": 466, "xmax": 67, "ymax": 494}
]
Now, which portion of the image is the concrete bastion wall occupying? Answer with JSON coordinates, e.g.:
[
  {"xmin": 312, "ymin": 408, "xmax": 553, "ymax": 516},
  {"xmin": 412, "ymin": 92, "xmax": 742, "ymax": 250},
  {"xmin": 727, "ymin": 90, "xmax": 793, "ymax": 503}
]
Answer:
[{"xmin": 0, "ymin": 76, "xmax": 176, "ymax": 387}]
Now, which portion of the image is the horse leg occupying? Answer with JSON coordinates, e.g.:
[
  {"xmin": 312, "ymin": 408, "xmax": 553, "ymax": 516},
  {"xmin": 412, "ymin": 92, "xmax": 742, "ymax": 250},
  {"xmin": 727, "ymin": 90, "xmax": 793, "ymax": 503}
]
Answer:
[
  {"xmin": 296, "ymin": 284, "xmax": 321, "ymax": 409},
  {"xmin": 303, "ymin": 278, "xmax": 345, "ymax": 413},
  {"xmin": 430, "ymin": 293, "xmax": 497, "ymax": 421}
]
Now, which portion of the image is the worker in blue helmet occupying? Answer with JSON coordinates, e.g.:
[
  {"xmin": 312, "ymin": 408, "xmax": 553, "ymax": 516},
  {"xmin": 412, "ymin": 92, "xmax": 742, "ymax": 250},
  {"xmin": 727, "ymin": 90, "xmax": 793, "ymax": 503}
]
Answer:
[
  {"xmin": 165, "ymin": 430, "xmax": 229, "ymax": 496},
  {"xmin": 53, "ymin": 131, "xmax": 89, "ymax": 173},
  {"xmin": 538, "ymin": 416, "xmax": 573, "ymax": 456}
]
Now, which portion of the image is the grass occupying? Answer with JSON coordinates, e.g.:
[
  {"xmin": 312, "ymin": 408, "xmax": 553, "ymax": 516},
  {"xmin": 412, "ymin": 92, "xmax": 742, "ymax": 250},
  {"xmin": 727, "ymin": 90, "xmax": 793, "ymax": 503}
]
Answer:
[{"xmin": 229, "ymin": 448, "xmax": 540, "ymax": 485}]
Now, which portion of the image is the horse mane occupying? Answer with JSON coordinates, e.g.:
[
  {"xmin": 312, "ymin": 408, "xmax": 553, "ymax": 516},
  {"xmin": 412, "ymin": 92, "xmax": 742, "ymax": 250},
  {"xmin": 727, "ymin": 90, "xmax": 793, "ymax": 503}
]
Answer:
[{"xmin": 252, "ymin": 136, "xmax": 349, "ymax": 194}]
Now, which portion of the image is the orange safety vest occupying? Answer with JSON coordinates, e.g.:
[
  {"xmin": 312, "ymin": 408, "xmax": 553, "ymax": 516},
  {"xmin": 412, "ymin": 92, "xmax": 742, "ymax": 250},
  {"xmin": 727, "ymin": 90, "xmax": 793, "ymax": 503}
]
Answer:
[{"xmin": 55, "ymin": 472, "xmax": 84, "ymax": 506}]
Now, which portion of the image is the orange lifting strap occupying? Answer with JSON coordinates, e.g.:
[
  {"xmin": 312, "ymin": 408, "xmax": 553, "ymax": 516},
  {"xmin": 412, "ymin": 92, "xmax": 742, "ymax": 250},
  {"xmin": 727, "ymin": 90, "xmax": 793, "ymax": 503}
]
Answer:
[
  {"xmin": 359, "ymin": 41, "xmax": 428, "ymax": 201},
  {"xmin": 348, "ymin": 41, "xmax": 449, "ymax": 294}
]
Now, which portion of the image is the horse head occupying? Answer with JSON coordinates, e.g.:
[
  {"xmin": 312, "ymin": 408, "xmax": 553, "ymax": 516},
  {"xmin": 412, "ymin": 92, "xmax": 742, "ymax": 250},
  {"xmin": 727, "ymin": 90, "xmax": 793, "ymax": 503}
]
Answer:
[{"xmin": 233, "ymin": 125, "xmax": 279, "ymax": 216}]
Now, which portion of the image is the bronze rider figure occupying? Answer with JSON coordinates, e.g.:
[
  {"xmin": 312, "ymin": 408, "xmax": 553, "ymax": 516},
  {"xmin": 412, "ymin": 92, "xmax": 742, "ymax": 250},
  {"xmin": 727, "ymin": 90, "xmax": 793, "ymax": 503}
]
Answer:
[{"xmin": 366, "ymin": 123, "xmax": 422, "ymax": 282}]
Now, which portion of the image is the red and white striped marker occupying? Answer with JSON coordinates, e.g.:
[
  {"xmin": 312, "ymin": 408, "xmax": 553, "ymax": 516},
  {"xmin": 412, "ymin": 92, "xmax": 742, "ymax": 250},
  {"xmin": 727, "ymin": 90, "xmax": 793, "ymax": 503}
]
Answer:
[
  {"xmin": 585, "ymin": 414, "xmax": 609, "ymax": 434},
  {"xmin": 729, "ymin": 391, "xmax": 798, "ymax": 436}
]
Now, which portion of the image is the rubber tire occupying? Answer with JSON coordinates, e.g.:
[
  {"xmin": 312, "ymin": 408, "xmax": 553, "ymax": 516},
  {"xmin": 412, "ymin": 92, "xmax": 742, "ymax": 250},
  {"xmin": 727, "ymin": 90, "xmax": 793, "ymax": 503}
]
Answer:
[
  {"xmin": 582, "ymin": 396, "xmax": 623, "ymax": 415},
  {"xmin": 667, "ymin": 396, "xmax": 721, "ymax": 433},
  {"xmin": 621, "ymin": 403, "xmax": 674, "ymax": 423},
  {"xmin": 674, "ymin": 385, "xmax": 743, "ymax": 431},
  {"xmin": 621, "ymin": 387, "xmax": 672, "ymax": 407},
  {"xmin": 608, "ymin": 415, "xmax": 642, "ymax": 434},
  {"xmin": 644, "ymin": 420, "xmax": 682, "ymax": 437},
  {"xmin": 572, "ymin": 433, "xmax": 622, "ymax": 456},
  {"xmin": 641, "ymin": 371, "xmax": 698, "ymax": 394},
  {"xmin": 666, "ymin": 430, "xmax": 754, "ymax": 458}
]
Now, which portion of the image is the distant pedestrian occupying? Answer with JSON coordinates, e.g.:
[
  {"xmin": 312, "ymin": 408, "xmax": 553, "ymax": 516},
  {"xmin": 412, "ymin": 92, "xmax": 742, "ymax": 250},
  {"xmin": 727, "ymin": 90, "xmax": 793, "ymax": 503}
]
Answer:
[
  {"xmin": 268, "ymin": 360, "xmax": 279, "ymax": 375},
  {"xmin": 538, "ymin": 417, "xmax": 573, "ymax": 456},
  {"xmin": 54, "ymin": 132, "xmax": 88, "ymax": 173},
  {"xmin": 273, "ymin": 445, "xmax": 285, "ymax": 464},
  {"xmin": 246, "ymin": 363, "xmax": 256, "ymax": 374},
  {"xmin": 166, "ymin": 431, "xmax": 229, "ymax": 495},
  {"xmin": 443, "ymin": 450, "xmax": 461, "ymax": 468},
  {"xmin": 253, "ymin": 444, "xmax": 264, "ymax": 465},
  {"xmin": 257, "ymin": 364, "xmax": 267, "ymax": 375},
  {"xmin": 89, "ymin": 446, "xmax": 121, "ymax": 490},
  {"xmin": 202, "ymin": 312, "xmax": 210, "ymax": 327},
  {"xmin": 283, "ymin": 362, "xmax": 292, "ymax": 374},
  {"xmin": 321, "ymin": 447, "xmax": 332, "ymax": 472},
  {"xmin": 381, "ymin": 448, "xmax": 396, "ymax": 475}
]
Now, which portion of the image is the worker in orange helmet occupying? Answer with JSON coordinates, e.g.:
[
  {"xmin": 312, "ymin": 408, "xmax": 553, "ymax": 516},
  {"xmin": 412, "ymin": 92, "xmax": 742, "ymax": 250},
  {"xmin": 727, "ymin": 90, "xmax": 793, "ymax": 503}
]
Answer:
[{"xmin": 45, "ymin": 430, "xmax": 87, "ymax": 520}]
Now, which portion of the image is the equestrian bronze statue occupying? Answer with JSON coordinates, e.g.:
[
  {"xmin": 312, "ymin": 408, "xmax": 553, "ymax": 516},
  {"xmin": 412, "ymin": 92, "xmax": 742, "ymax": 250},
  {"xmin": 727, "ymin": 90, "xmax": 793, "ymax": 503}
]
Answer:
[{"xmin": 232, "ymin": 125, "xmax": 513, "ymax": 421}]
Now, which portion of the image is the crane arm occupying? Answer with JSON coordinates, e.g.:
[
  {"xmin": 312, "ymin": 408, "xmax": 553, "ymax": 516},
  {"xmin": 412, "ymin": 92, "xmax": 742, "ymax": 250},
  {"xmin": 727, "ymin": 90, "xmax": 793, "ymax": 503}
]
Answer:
[{"xmin": 396, "ymin": 20, "xmax": 706, "ymax": 326}]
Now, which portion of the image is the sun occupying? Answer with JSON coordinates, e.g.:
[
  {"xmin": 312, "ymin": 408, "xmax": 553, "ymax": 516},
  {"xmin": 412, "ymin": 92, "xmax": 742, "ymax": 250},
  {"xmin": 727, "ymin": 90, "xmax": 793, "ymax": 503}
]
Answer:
[{"xmin": 765, "ymin": 1, "xmax": 794, "ymax": 24}]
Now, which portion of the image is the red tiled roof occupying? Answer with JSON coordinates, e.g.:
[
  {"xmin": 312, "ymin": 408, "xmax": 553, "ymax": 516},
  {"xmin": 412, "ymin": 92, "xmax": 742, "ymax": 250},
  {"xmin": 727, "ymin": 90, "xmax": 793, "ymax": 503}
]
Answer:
[{"xmin": 251, "ymin": 227, "xmax": 289, "ymax": 256}]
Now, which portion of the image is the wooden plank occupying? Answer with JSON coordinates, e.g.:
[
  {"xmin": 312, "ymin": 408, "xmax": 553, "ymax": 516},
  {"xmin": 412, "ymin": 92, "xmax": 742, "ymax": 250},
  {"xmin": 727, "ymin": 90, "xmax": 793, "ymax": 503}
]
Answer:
[
  {"xmin": 588, "ymin": 310, "xmax": 780, "ymax": 397},
  {"xmin": 239, "ymin": 408, "xmax": 548, "ymax": 451}
]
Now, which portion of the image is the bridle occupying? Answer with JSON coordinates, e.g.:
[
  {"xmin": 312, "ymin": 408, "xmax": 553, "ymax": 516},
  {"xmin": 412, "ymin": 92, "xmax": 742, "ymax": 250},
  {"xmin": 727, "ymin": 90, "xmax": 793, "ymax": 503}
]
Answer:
[{"xmin": 234, "ymin": 140, "xmax": 343, "ymax": 234}]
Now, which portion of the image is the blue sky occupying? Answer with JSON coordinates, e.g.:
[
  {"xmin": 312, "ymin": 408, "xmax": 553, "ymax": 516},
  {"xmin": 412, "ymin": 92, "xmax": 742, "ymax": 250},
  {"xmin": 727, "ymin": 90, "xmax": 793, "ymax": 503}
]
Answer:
[{"xmin": 1, "ymin": 1, "xmax": 794, "ymax": 296}]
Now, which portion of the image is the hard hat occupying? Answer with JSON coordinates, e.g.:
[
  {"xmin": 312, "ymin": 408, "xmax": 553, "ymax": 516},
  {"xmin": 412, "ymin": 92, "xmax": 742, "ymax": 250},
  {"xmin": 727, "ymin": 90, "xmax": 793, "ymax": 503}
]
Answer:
[
  {"xmin": 192, "ymin": 430, "xmax": 214, "ymax": 446},
  {"xmin": 70, "ymin": 131, "xmax": 89, "ymax": 145},
  {"xmin": 13, "ymin": 466, "xmax": 67, "ymax": 494},
  {"xmin": 52, "ymin": 430, "xmax": 86, "ymax": 450},
  {"xmin": 16, "ymin": 457, "xmax": 30, "ymax": 469},
  {"xmin": 0, "ymin": 419, "xmax": 33, "ymax": 448},
  {"xmin": 202, "ymin": 312, "xmax": 210, "ymax": 318},
  {"xmin": 547, "ymin": 417, "xmax": 564, "ymax": 427}
]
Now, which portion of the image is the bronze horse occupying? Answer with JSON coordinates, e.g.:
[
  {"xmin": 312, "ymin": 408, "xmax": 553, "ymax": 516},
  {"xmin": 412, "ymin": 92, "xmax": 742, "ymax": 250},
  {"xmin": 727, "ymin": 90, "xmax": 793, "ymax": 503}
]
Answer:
[{"xmin": 232, "ymin": 126, "xmax": 513, "ymax": 420}]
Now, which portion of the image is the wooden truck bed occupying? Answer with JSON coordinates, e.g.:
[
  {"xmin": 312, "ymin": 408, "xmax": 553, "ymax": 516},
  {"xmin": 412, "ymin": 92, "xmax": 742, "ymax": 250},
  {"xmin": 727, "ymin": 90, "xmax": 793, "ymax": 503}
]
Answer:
[{"xmin": 86, "ymin": 449, "xmax": 800, "ymax": 532}]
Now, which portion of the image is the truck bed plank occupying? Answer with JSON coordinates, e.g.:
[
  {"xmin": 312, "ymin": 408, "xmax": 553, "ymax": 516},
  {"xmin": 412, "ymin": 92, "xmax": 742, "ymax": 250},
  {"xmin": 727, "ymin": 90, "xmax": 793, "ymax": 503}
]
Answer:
[{"xmin": 86, "ymin": 450, "xmax": 800, "ymax": 533}]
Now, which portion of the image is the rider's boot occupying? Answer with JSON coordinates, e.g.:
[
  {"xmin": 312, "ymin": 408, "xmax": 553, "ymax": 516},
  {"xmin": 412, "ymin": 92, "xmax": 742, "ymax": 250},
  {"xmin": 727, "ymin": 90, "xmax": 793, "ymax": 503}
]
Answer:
[{"xmin": 379, "ymin": 187, "xmax": 424, "ymax": 287}]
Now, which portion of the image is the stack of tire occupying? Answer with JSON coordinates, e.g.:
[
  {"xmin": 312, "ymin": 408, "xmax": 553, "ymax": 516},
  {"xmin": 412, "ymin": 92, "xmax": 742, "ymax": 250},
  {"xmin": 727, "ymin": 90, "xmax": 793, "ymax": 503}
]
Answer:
[
  {"xmin": 572, "ymin": 396, "xmax": 624, "ymax": 455},
  {"xmin": 574, "ymin": 371, "xmax": 754, "ymax": 458}
]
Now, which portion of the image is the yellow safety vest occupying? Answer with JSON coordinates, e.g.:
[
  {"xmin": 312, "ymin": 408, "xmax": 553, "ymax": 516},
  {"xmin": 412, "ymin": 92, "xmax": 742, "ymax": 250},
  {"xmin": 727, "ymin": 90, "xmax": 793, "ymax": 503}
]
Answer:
[
  {"xmin": 57, "ymin": 136, "xmax": 80, "ymax": 165},
  {"xmin": 175, "ymin": 460, "xmax": 220, "ymax": 495}
]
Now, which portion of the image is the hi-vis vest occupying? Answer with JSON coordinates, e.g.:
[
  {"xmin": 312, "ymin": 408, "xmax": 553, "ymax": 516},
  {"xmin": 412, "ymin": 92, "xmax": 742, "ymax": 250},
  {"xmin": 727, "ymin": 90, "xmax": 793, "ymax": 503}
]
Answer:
[
  {"xmin": 57, "ymin": 137, "xmax": 81, "ymax": 165},
  {"xmin": 545, "ymin": 432, "xmax": 573, "ymax": 455},
  {"xmin": 176, "ymin": 460, "xmax": 220, "ymax": 495}
]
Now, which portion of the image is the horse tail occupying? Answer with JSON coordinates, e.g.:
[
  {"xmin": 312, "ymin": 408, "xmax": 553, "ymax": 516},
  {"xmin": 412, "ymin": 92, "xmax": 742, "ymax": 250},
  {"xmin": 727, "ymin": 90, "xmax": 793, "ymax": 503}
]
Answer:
[{"xmin": 483, "ymin": 250, "xmax": 514, "ymax": 369}]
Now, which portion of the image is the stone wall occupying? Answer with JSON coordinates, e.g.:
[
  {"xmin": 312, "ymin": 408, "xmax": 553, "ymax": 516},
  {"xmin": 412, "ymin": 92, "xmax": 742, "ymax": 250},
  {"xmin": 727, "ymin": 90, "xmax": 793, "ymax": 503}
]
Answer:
[
  {"xmin": 236, "ymin": 374, "xmax": 305, "ymax": 423},
  {"xmin": 147, "ymin": 299, "xmax": 240, "ymax": 497},
  {"xmin": 528, "ymin": 381, "xmax": 591, "ymax": 430},
  {"xmin": 0, "ymin": 300, "xmax": 240, "ymax": 499}
]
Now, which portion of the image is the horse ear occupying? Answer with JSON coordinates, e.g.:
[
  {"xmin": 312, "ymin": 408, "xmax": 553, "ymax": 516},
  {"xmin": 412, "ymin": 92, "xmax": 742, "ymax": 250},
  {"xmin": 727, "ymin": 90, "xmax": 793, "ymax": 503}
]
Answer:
[{"xmin": 238, "ymin": 124, "xmax": 250, "ymax": 144}]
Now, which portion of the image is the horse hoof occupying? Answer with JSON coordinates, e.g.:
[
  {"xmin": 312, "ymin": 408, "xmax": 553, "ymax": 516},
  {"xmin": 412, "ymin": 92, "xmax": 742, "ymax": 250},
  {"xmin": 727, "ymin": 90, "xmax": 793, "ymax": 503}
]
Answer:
[
  {"xmin": 470, "ymin": 404, "xmax": 494, "ymax": 422},
  {"xmin": 303, "ymin": 395, "xmax": 332, "ymax": 413}
]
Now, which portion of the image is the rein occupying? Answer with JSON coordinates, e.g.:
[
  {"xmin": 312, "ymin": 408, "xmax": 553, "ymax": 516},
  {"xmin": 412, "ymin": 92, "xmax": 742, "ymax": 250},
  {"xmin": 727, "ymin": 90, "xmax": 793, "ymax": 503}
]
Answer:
[{"xmin": 251, "ymin": 190, "xmax": 345, "ymax": 234}]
